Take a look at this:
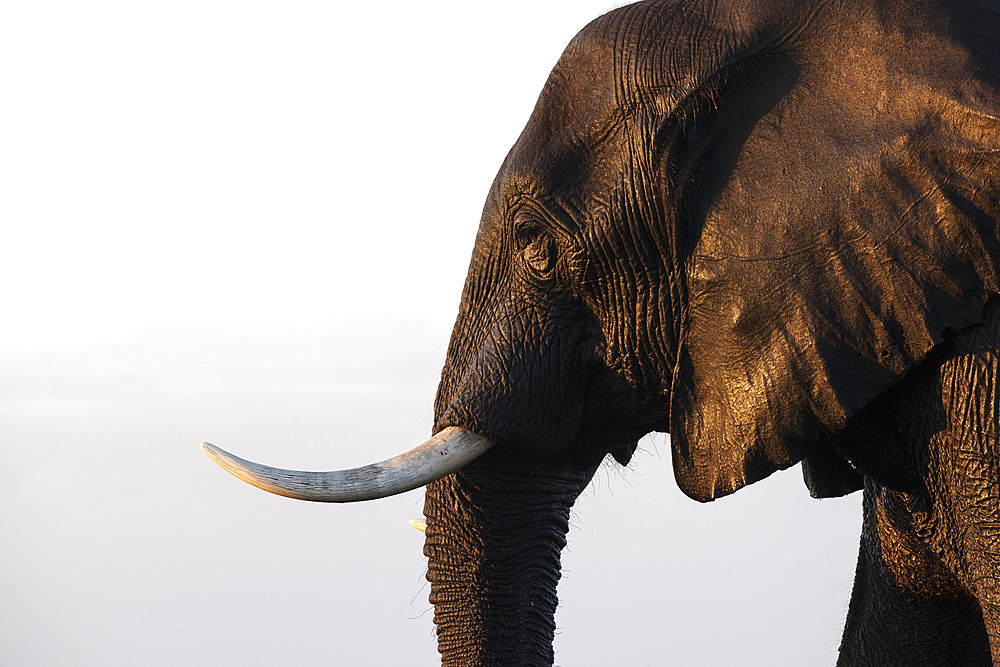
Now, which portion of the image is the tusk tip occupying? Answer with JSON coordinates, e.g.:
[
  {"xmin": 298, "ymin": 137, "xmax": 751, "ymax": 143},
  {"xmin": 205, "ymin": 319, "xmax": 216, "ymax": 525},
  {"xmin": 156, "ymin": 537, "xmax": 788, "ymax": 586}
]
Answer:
[
  {"xmin": 202, "ymin": 442, "xmax": 239, "ymax": 470},
  {"xmin": 409, "ymin": 519, "xmax": 427, "ymax": 533},
  {"xmin": 202, "ymin": 442, "xmax": 223, "ymax": 460}
]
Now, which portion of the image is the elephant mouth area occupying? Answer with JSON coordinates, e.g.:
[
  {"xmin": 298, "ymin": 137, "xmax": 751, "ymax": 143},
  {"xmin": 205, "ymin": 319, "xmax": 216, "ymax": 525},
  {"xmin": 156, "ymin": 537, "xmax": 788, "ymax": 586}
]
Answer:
[
  {"xmin": 433, "ymin": 358, "xmax": 671, "ymax": 472},
  {"xmin": 579, "ymin": 414, "xmax": 669, "ymax": 467},
  {"xmin": 433, "ymin": 410, "xmax": 667, "ymax": 474},
  {"xmin": 572, "ymin": 379, "xmax": 671, "ymax": 467}
]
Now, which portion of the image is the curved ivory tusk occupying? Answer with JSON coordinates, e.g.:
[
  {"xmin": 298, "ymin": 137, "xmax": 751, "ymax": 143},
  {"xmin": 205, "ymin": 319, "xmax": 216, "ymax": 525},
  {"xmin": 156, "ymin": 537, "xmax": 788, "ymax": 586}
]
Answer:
[{"xmin": 201, "ymin": 426, "xmax": 492, "ymax": 502}]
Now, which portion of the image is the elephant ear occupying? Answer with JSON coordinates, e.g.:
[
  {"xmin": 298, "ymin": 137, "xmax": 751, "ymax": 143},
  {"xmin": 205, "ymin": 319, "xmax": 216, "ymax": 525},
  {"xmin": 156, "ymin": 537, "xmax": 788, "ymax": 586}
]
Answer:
[{"xmin": 656, "ymin": 3, "xmax": 1000, "ymax": 501}]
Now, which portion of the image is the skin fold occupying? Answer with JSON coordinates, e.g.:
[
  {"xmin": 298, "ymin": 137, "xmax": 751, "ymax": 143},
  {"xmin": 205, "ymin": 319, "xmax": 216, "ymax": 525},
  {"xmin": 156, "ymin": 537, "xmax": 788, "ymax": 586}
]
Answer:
[{"xmin": 421, "ymin": 0, "xmax": 1000, "ymax": 664}]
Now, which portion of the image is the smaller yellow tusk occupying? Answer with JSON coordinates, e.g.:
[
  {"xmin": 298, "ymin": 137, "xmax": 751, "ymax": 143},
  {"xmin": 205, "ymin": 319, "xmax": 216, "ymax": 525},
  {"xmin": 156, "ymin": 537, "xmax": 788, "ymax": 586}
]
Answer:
[{"xmin": 409, "ymin": 518, "xmax": 427, "ymax": 533}]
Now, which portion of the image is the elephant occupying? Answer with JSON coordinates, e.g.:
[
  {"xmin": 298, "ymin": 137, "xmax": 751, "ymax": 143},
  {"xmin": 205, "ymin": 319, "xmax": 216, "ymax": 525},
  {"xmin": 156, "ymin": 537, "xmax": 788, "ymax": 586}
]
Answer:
[{"xmin": 203, "ymin": 0, "xmax": 1000, "ymax": 663}]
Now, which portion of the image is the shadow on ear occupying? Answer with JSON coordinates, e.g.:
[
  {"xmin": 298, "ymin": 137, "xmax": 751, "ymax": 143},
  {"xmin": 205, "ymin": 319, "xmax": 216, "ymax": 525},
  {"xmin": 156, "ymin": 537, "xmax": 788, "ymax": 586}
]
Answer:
[{"xmin": 648, "ymin": 4, "xmax": 1000, "ymax": 501}]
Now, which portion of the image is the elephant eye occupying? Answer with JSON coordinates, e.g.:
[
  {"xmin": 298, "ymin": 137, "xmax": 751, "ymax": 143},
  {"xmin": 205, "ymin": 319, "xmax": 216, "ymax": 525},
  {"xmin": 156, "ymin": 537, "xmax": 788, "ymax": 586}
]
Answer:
[{"xmin": 520, "ymin": 228, "xmax": 557, "ymax": 277}]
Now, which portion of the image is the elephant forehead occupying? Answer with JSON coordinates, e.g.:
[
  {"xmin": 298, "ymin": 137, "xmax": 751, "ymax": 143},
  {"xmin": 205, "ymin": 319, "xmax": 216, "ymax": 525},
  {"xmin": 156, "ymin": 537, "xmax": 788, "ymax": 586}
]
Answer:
[
  {"xmin": 492, "ymin": 0, "xmax": 829, "ymax": 217},
  {"xmin": 491, "ymin": 117, "xmax": 628, "ymax": 237},
  {"xmin": 495, "ymin": 7, "xmax": 666, "ymax": 197},
  {"xmin": 502, "ymin": 82, "xmax": 621, "ymax": 194}
]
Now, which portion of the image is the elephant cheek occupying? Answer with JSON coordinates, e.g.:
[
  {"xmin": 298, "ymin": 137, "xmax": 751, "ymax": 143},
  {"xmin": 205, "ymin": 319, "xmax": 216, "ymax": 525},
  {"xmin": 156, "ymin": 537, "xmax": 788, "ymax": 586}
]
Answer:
[{"xmin": 434, "ymin": 325, "xmax": 593, "ymax": 455}]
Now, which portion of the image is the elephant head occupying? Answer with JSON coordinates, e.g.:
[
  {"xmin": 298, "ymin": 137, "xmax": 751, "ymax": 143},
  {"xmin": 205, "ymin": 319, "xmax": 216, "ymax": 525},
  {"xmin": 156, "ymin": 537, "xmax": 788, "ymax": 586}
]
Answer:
[{"xmin": 205, "ymin": 0, "xmax": 1000, "ymax": 663}]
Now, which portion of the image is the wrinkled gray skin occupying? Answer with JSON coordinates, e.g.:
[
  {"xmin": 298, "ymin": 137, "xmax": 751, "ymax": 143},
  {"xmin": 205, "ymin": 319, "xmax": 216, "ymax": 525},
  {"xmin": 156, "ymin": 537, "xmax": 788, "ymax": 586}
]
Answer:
[{"xmin": 423, "ymin": 0, "xmax": 1000, "ymax": 664}]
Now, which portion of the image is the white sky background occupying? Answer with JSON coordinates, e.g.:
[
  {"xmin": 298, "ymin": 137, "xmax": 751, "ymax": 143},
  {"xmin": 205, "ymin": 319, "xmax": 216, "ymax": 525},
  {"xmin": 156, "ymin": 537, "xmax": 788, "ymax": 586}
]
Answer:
[{"xmin": 1, "ymin": 1, "xmax": 862, "ymax": 664}]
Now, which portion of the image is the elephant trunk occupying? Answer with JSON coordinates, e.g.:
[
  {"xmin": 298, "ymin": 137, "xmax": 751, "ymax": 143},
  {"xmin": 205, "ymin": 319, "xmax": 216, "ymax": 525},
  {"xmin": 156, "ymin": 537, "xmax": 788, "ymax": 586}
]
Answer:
[{"xmin": 423, "ymin": 452, "xmax": 588, "ymax": 666}]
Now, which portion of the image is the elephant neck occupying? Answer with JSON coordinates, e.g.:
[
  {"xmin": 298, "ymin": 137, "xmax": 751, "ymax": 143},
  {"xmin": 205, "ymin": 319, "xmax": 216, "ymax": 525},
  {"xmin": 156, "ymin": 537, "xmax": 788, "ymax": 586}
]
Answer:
[{"xmin": 423, "ymin": 453, "xmax": 587, "ymax": 666}]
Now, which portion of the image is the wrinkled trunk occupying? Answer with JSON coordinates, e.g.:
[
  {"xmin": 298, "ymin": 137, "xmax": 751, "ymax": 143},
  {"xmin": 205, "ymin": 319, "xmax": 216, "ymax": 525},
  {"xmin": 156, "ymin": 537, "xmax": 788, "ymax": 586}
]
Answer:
[{"xmin": 423, "ymin": 451, "xmax": 588, "ymax": 666}]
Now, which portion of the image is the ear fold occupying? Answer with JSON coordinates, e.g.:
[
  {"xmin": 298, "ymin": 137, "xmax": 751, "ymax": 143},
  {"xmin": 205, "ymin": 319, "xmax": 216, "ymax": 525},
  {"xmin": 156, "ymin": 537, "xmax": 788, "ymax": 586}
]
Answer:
[{"xmin": 647, "ymin": 4, "xmax": 1000, "ymax": 501}]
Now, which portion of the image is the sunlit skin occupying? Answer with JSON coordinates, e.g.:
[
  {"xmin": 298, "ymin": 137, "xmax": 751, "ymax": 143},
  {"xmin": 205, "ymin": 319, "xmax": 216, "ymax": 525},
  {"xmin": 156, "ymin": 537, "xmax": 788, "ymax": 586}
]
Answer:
[
  {"xmin": 204, "ymin": 0, "xmax": 1000, "ymax": 664},
  {"xmin": 421, "ymin": 0, "xmax": 1000, "ymax": 663}
]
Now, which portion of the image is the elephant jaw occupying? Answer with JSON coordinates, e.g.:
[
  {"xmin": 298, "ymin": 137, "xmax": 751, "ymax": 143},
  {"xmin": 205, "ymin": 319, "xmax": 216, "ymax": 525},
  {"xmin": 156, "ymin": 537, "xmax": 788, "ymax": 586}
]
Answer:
[{"xmin": 201, "ymin": 426, "xmax": 493, "ymax": 502}]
